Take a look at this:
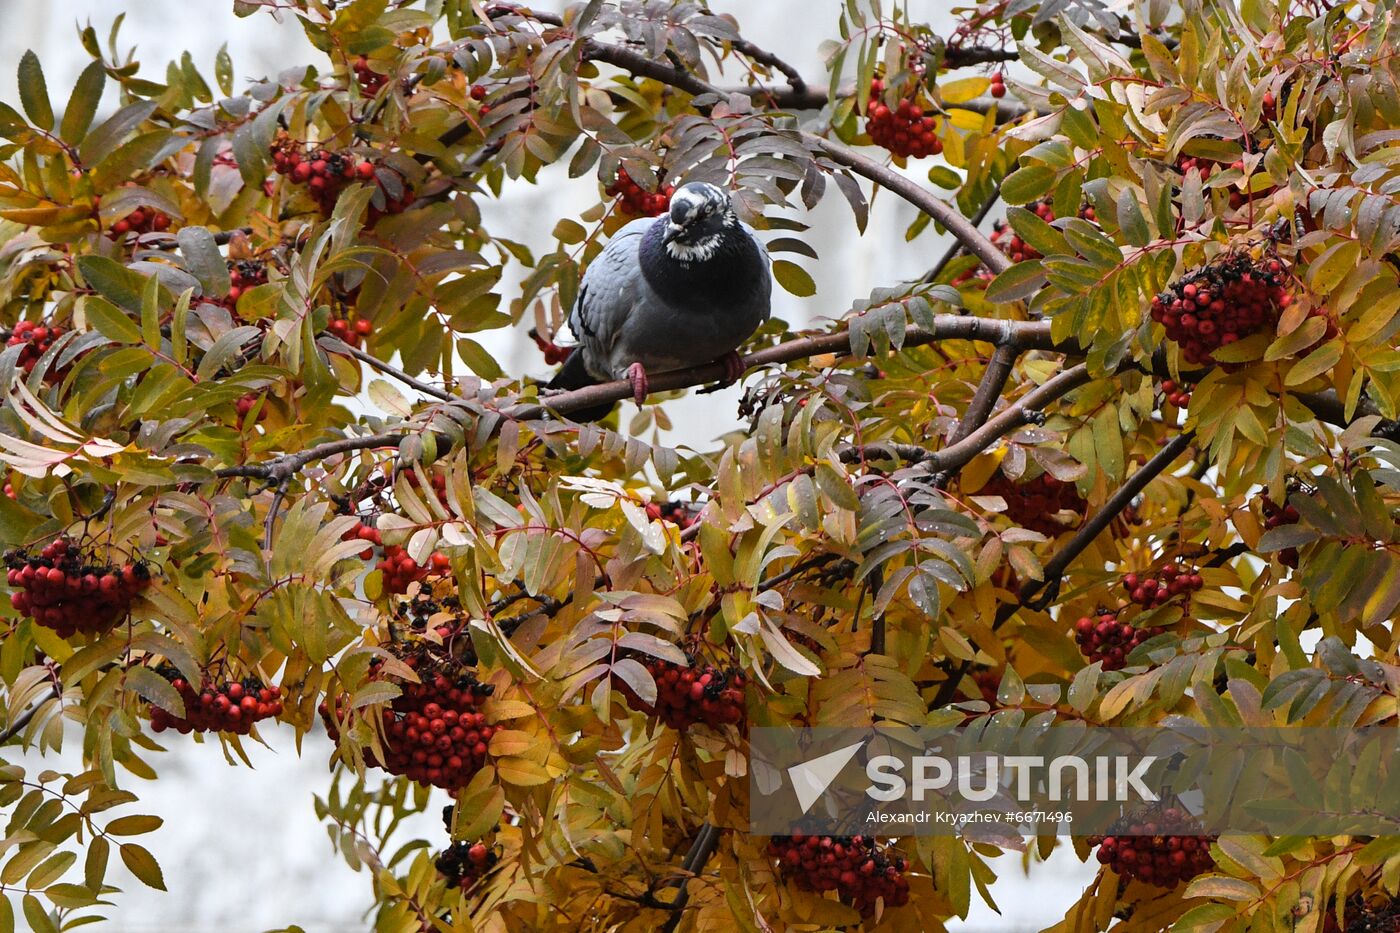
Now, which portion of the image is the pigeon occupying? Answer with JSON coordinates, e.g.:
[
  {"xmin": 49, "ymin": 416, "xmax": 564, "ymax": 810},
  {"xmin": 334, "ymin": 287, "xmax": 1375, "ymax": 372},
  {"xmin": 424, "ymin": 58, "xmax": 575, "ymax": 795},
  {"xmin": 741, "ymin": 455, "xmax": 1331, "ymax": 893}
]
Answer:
[{"xmin": 546, "ymin": 181, "xmax": 772, "ymax": 421}]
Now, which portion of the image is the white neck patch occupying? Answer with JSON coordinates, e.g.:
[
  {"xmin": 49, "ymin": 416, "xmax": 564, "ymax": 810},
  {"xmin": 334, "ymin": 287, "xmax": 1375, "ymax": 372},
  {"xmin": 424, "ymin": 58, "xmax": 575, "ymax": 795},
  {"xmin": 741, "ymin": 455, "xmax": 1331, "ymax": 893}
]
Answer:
[{"xmin": 665, "ymin": 232, "xmax": 723, "ymax": 263}]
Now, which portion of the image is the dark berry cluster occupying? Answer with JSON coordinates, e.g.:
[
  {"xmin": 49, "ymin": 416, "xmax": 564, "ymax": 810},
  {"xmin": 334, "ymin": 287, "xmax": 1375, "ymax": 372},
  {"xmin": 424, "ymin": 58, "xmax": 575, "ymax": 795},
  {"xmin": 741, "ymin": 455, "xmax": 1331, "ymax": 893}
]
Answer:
[
  {"xmin": 1261, "ymin": 492, "xmax": 1302, "ymax": 569},
  {"xmin": 528, "ymin": 327, "xmax": 574, "ymax": 365},
  {"xmin": 1149, "ymin": 256, "xmax": 1294, "ymax": 366},
  {"xmin": 1120, "ymin": 564, "xmax": 1202, "ymax": 610},
  {"xmin": 352, "ymin": 55, "xmax": 387, "ymax": 95},
  {"xmin": 605, "ymin": 168, "xmax": 674, "ymax": 217},
  {"xmin": 7, "ymin": 321, "xmax": 67, "ymax": 376},
  {"xmin": 223, "ymin": 260, "xmax": 267, "ymax": 311},
  {"xmin": 1160, "ymin": 378, "xmax": 1191, "ymax": 409},
  {"xmin": 1091, "ymin": 810, "xmax": 1214, "ymax": 887},
  {"xmin": 1323, "ymin": 894, "xmax": 1400, "ymax": 933},
  {"xmin": 865, "ymin": 78, "xmax": 943, "ymax": 159},
  {"xmin": 109, "ymin": 207, "xmax": 171, "ymax": 238},
  {"xmin": 271, "ymin": 140, "xmax": 411, "ymax": 220},
  {"xmin": 320, "ymin": 641, "xmax": 496, "ymax": 790},
  {"xmin": 615, "ymin": 655, "xmax": 745, "ymax": 729},
  {"xmin": 978, "ymin": 471, "xmax": 1086, "ymax": 537},
  {"xmin": 435, "ymin": 840, "xmax": 499, "ymax": 890},
  {"xmin": 149, "ymin": 667, "xmax": 284, "ymax": 735},
  {"xmin": 1074, "ymin": 610, "xmax": 1164, "ymax": 671},
  {"xmin": 766, "ymin": 834, "xmax": 910, "ymax": 915},
  {"xmin": 644, "ymin": 501, "xmax": 699, "ymax": 530},
  {"xmin": 5, "ymin": 537, "xmax": 151, "ymax": 637}
]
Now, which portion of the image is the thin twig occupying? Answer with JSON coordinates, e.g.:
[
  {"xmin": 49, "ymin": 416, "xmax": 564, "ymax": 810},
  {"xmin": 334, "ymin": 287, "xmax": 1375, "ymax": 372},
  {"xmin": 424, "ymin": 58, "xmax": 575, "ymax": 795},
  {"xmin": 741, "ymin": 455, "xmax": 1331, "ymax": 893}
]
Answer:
[
  {"xmin": 948, "ymin": 341, "xmax": 1020, "ymax": 447},
  {"xmin": 321, "ymin": 337, "xmax": 456, "ymax": 402},
  {"xmin": 264, "ymin": 482, "xmax": 290, "ymax": 551},
  {"xmin": 657, "ymin": 822, "xmax": 721, "ymax": 932}
]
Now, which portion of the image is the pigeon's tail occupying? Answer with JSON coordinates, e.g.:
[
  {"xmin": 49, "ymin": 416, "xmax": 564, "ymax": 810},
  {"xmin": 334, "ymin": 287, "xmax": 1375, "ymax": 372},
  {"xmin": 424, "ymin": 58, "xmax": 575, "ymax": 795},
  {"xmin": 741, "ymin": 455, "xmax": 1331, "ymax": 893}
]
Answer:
[{"xmin": 545, "ymin": 351, "xmax": 615, "ymax": 422}]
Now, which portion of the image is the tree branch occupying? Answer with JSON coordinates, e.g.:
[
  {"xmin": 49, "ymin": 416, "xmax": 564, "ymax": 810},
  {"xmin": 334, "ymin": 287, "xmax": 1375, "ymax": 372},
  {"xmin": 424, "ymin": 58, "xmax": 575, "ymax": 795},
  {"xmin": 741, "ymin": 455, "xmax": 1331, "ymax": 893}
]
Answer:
[
  {"xmin": 806, "ymin": 134, "xmax": 1009, "ymax": 274},
  {"xmin": 321, "ymin": 337, "xmax": 457, "ymax": 403},
  {"xmin": 1020, "ymin": 431, "xmax": 1196, "ymax": 611},
  {"xmin": 657, "ymin": 822, "xmax": 721, "ymax": 932},
  {"xmin": 948, "ymin": 341, "xmax": 1019, "ymax": 447}
]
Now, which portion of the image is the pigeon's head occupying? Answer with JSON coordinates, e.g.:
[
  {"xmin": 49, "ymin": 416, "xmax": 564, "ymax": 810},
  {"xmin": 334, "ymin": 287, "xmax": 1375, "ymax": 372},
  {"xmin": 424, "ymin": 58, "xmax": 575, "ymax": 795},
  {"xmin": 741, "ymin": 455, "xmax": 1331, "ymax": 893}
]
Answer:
[{"xmin": 661, "ymin": 182, "xmax": 735, "ymax": 261}]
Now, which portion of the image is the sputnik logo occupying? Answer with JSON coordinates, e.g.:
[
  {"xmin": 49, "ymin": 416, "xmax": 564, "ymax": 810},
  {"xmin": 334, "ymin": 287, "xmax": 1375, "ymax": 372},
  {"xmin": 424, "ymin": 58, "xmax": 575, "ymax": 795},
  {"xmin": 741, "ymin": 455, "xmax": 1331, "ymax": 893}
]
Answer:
[{"xmin": 787, "ymin": 741, "xmax": 865, "ymax": 814}]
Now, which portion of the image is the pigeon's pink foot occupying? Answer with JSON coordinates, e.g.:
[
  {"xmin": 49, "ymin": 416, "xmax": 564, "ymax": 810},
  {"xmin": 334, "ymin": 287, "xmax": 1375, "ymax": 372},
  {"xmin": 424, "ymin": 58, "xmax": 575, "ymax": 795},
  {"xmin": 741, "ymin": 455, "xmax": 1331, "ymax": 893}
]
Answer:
[
  {"xmin": 625, "ymin": 362, "xmax": 649, "ymax": 406},
  {"xmin": 720, "ymin": 350, "xmax": 746, "ymax": 384}
]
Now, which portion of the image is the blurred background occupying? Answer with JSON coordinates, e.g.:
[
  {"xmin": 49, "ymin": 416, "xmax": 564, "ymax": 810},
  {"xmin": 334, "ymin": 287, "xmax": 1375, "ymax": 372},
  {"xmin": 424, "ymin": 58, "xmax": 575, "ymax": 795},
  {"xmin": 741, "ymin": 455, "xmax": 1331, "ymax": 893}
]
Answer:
[{"xmin": 2, "ymin": 2, "xmax": 1096, "ymax": 929}]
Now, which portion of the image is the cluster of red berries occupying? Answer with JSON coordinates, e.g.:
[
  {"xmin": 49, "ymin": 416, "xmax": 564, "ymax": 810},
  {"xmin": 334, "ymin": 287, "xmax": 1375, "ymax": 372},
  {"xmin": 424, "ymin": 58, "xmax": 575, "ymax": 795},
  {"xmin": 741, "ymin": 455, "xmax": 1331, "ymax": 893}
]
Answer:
[
  {"xmin": 615, "ymin": 655, "xmax": 746, "ymax": 729},
  {"xmin": 352, "ymin": 55, "xmax": 387, "ymax": 95},
  {"xmin": 222, "ymin": 260, "xmax": 267, "ymax": 311},
  {"xmin": 644, "ymin": 501, "xmax": 699, "ymax": 530},
  {"xmin": 109, "ymin": 207, "xmax": 171, "ymax": 238},
  {"xmin": 320, "ymin": 642, "xmax": 496, "ymax": 790},
  {"xmin": 271, "ymin": 141, "xmax": 411, "ymax": 219},
  {"xmin": 605, "ymin": 168, "xmax": 674, "ymax": 217},
  {"xmin": 148, "ymin": 667, "xmax": 284, "ymax": 735},
  {"xmin": 1074, "ymin": 610, "xmax": 1164, "ymax": 671},
  {"xmin": 326, "ymin": 315, "xmax": 373, "ymax": 348},
  {"xmin": 989, "ymin": 72, "xmax": 1007, "ymax": 98},
  {"xmin": 978, "ymin": 471, "xmax": 1086, "ymax": 538},
  {"xmin": 1160, "ymin": 378, "xmax": 1191, "ymax": 409},
  {"xmin": 7, "ymin": 321, "xmax": 67, "ymax": 376},
  {"xmin": 5, "ymin": 538, "xmax": 151, "ymax": 637},
  {"xmin": 766, "ymin": 834, "xmax": 910, "ymax": 915},
  {"xmin": 1120, "ymin": 564, "xmax": 1202, "ymax": 610},
  {"xmin": 1091, "ymin": 810, "xmax": 1215, "ymax": 887},
  {"xmin": 865, "ymin": 78, "xmax": 943, "ymax": 159},
  {"xmin": 339, "ymin": 520, "xmax": 451, "ymax": 594},
  {"xmin": 1261, "ymin": 492, "xmax": 1303, "ymax": 569},
  {"xmin": 379, "ymin": 546, "xmax": 451, "ymax": 595},
  {"xmin": 234, "ymin": 393, "xmax": 266, "ymax": 426},
  {"xmin": 1150, "ymin": 256, "xmax": 1294, "ymax": 366},
  {"xmin": 435, "ymin": 840, "xmax": 499, "ymax": 890}
]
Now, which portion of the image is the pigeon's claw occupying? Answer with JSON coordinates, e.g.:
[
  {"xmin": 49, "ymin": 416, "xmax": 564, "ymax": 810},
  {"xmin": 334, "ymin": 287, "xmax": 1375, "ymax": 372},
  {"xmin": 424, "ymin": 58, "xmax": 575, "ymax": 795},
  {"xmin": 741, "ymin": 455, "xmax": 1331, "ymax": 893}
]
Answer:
[
  {"xmin": 698, "ymin": 351, "xmax": 747, "ymax": 395},
  {"xmin": 720, "ymin": 351, "xmax": 746, "ymax": 384},
  {"xmin": 625, "ymin": 362, "xmax": 650, "ymax": 406}
]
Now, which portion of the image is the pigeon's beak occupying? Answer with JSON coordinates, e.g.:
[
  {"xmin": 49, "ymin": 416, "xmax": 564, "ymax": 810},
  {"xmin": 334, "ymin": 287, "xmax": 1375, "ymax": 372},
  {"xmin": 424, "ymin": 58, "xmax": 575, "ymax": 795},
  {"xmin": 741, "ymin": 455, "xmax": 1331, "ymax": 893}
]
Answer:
[{"xmin": 663, "ymin": 221, "xmax": 685, "ymax": 245}]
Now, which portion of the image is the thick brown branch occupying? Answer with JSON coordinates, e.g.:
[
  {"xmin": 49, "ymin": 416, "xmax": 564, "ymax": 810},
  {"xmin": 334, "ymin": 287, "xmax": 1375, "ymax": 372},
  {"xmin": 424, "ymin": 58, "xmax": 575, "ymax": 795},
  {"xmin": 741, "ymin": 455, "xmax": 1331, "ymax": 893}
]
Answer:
[
  {"xmin": 657, "ymin": 822, "xmax": 721, "ymax": 932},
  {"xmin": 949, "ymin": 342, "xmax": 1019, "ymax": 446},
  {"xmin": 525, "ymin": 316, "xmax": 1060, "ymax": 421}
]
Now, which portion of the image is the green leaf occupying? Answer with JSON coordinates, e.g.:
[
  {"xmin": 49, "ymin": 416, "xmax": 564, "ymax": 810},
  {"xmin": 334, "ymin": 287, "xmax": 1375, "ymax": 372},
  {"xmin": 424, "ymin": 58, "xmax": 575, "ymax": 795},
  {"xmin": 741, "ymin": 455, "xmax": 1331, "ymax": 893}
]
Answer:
[
  {"xmin": 77, "ymin": 257, "xmax": 149, "ymax": 312},
  {"xmin": 59, "ymin": 61, "xmax": 105, "ymax": 144},
  {"xmin": 772, "ymin": 259, "xmax": 816, "ymax": 297},
  {"xmin": 124, "ymin": 667, "xmax": 185, "ymax": 719},
  {"xmin": 17, "ymin": 51, "xmax": 53, "ymax": 130},
  {"xmin": 118, "ymin": 843, "xmax": 165, "ymax": 891},
  {"xmin": 176, "ymin": 227, "xmax": 231, "ymax": 297},
  {"xmin": 1284, "ymin": 340, "xmax": 1342, "ymax": 386},
  {"xmin": 215, "ymin": 44, "xmax": 234, "ymax": 97},
  {"xmin": 350, "ymin": 680, "xmax": 402, "ymax": 710},
  {"xmin": 1000, "ymin": 165, "xmax": 1057, "ymax": 205},
  {"xmin": 82, "ymin": 296, "xmax": 143, "ymax": 345},
  {"xmin": 984, "ymin": 260, "xmax": 1046, "ymax": 303}
]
